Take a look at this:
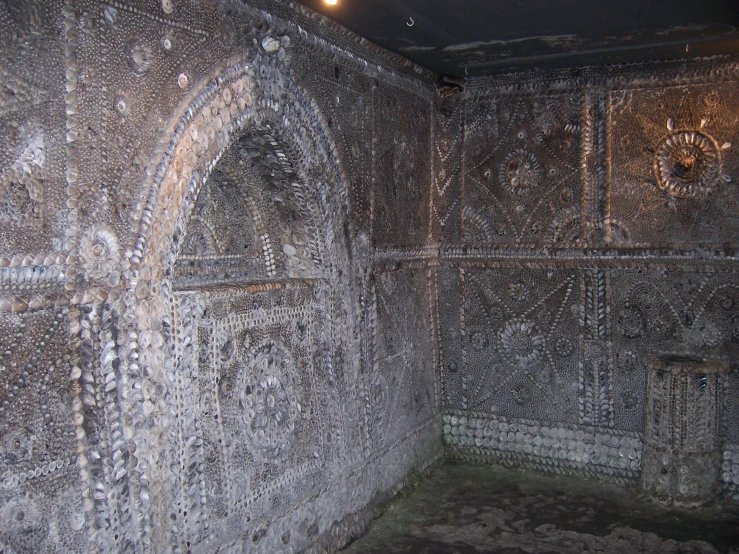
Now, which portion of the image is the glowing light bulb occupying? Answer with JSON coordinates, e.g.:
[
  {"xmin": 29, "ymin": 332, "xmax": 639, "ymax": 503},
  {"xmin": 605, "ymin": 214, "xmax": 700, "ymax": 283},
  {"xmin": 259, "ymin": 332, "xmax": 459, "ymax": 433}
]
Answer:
[{"xmin": 325, "ymin": 0, "xmax": 338, "ymax": 5}]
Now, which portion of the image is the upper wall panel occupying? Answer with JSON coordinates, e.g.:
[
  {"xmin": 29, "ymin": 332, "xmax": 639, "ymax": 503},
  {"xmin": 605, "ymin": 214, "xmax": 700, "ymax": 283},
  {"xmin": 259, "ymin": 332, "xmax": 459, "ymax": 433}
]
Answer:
[
  {"xmin": 299, "ymin": 61, "xmax": 376, "ymax": 236},
  {"xmin": 451, "ymin": 57, "xmax": 739, "ymax": 256},
  {"xmin": 607, "ymin": 81, "xmax": 739, "ymax": 247},
  {"xmin": 0, "ymin": 1, "xmax": 67, "ymax": 256},
  {"xmin": 372, "ymin": 81, "xmax": 433, "ymax": 247}
]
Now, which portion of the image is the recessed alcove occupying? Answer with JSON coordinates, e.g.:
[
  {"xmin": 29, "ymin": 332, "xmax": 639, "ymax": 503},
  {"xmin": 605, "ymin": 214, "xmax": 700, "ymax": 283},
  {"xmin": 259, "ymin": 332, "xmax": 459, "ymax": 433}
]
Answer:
[{"xmin": 0, "ymin": 1, "xmax": 738, "ymax": 553}]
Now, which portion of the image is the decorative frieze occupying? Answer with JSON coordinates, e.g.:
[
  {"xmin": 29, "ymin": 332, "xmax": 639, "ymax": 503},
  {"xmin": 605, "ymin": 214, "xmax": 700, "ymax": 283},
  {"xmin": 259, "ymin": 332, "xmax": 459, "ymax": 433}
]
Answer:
[{"xmin": 444, "ymin": 410, "xmax": 642, "ymax": 484}]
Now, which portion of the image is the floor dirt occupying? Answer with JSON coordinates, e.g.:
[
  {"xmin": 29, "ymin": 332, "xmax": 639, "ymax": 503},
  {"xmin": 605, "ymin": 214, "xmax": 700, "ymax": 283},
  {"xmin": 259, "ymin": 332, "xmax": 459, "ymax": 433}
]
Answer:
[{"xmin": 340, "ymin": 461, "xmax": 739, "ymax": 554}]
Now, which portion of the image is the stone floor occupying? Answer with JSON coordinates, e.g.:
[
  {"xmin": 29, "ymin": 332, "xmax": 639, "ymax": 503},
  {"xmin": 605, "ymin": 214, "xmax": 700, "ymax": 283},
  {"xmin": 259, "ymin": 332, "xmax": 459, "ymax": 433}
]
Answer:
[{"xmin": 340, "ymin": 461, "xmax": 739, "ymax": 554}]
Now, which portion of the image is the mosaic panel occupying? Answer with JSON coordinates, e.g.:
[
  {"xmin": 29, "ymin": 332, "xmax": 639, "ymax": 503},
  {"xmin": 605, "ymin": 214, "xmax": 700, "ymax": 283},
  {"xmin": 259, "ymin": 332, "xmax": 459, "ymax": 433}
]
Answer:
[
  {"xmin": 173, "ymin": 129, "xmax": 324, "ymax": 288},
  {"xmin": 373, "ymin": 82, "xmax": 432, "ymax": 246},
  {"xmin": 372, "ymin": 269, "xmax": 437, "ymax": 447},
  {"xmin": 460, "ymin": 268, "xmax": 581, "ymax": 423},
  {"xmin": 607, "ymin": 81, "xmax": 739, "ymax": 246},
  {"xmin": 437, "ymin": 267, "xmax": 462, "ymax": 408},
  {"xmin": 0, "ymin": 308, "xmax": 88, "ymax": 554},
  {"xmin": 301, "ymin": 61, "xmax": 375, "ymax": 236},
  {"xmin": 432, "ymin": 91, "xmax": 464, "ymax": 244},
  {"xmin": 0, "ymin": 0, "xmax": 67, "ymax": 256},
  {"xmin": 610, "ymin": 269, "xmax": 739, "ymax": 436},
  {"xmin": 462, "ymin": 93, "xmax": 583, "ymax": 247},
  {"xmin": 170, "ymin": 284, "xmax": 338, "ymax": 551},
  {"xmin": 68, "ymin": 0, "xmax": 244, "ymax": 256}
]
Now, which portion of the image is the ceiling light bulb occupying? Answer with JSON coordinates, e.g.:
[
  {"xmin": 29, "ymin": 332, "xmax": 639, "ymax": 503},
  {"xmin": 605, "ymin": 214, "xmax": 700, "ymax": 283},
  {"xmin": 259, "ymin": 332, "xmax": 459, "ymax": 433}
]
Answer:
[{"xmin": 325, "ymin": 0, "xmax": 338, "ymax": 5}]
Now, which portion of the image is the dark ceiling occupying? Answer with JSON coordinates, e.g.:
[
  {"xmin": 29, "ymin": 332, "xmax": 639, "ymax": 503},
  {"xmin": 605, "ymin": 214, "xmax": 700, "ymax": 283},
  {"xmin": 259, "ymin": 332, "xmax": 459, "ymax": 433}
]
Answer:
[{"xmin": 294, "ymin": 0, "xmax": 739, "ymax": 78}]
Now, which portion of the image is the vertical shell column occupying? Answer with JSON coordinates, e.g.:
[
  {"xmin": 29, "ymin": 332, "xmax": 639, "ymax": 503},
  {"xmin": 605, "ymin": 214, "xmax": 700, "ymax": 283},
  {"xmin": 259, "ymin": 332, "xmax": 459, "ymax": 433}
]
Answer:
[{"xmin": 640, "ymin": 354, "xmax": 729, "ymax": 506}]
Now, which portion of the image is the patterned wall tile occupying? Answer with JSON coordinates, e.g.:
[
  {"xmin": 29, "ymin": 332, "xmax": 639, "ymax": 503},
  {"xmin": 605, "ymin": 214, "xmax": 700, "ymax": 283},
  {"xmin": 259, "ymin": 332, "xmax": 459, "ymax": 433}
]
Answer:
[
  {"xmin": 437, "ymin": 267, "xmax": 462, "ymax": 408},
  {"xmin": 0, "ymin": 0, "xmax": 67, "ymax": 256},
  {"xmin": 432, "ymin": 93, "xmax": 464, "ymax": 244},
  {"xmin": 462, "ymin": 93, "xmax": 583, "ymax": 247},
  {"xmin": 607, "ymin": 82, "xmax": 739, "ymax": 246},
  {"xmin": 303, "ymin": 62, "xmax": 375, "ymax": 236},
  {"xmin": 373, "ymin": 83, "xmax": 432, "ymax": 247},
  {"xmin": 172, "ymin": 284, "xmax": 342, "ymax": 550},
  {"xmin": 460, "ymin": 268, "xmax": 581, "ymax": 423},
  {"xmin": 610, "ymin": 269, "xmax": 739, "ymax": 435},
  {"xmin": 372, "ymin": 269, "xmax": 437, "ymax": 447},
  {"xmin": 0, "ymin": 308, "xmax": 89, "ymax": 553}
]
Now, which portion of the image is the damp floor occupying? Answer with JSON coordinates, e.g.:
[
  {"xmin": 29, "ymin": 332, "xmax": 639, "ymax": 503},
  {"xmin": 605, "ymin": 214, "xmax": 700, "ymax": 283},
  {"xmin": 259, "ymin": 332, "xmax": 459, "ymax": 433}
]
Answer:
[{"xmin": 340, "ymin": 461, "xmax": 739, "ymax": 554}]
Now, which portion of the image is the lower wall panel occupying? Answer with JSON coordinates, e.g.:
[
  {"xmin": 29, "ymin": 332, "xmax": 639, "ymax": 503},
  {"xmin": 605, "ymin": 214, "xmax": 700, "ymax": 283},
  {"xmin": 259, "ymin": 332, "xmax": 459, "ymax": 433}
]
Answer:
[
  {"xmin": 305, "ymin": 417, "xmax": 443, "ymax": 554},
  {"xmin": 444, "ymin": 409, "xmax": 739, "ymax": 502},
  {"xmin": 443, "ymin": 410, "xmax": 642, "ymax": 484}
]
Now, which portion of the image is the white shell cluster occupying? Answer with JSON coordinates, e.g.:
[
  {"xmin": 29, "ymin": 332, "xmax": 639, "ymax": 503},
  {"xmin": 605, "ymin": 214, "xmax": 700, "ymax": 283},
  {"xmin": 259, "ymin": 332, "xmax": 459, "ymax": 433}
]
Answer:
[{"xmin": 444, "ymin": 413, "xmax": 643, "ymax": 479}]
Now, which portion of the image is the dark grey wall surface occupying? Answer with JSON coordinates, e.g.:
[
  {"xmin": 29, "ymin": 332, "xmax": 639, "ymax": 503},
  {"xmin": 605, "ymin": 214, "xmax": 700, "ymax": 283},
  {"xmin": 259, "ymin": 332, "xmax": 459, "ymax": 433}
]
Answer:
[
  {"xmin": 435, "ymin": 58, "xmax": 739, "ymax": 495},
  {"xmin": 0, "ymin": 1, "xmax": 441, "ymax": 552}
]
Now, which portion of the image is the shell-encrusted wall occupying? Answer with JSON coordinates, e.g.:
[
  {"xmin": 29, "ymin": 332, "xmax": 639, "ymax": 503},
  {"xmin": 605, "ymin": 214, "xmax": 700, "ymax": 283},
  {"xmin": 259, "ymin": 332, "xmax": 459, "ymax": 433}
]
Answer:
[
  {"xmin": 436, "ymin": 58, "xmax": 739, "ymax": 503},
  {"xmin": 0, "ymin": 1, "xmax": 441, "ymax": 552},
  {"xmin": 8, "ymin": 0, "xmax": 739, "ymax": 551}
]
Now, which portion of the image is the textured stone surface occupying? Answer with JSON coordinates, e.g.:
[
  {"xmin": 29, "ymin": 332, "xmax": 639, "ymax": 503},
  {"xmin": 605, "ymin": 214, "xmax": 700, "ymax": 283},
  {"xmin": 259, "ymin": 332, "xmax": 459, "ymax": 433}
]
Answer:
[
  {"xmin": 0, "ymin": 1, "xmax": 441, "ymax": 552},
  {"xmin": 439, "ymin": 59, "xmax": 739, "ymax": 502}
]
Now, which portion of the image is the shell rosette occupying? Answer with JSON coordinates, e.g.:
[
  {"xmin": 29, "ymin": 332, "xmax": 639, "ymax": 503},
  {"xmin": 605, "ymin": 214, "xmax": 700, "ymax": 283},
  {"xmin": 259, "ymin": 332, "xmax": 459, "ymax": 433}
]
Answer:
[
  {"xmin": 654, "ymin": 130, "xmax": 721, "ymax": 198},
  {"xmin": 240, "ymin": 342, "xmax": 300, "ymax": 458},
  {"xmin": 79, "ymin": 225, "xmax": 121, "ymax": 281},
  {"xmin": 499, "ymin": 319, "xmax": 544, "ymax": 366},
  {"xmin": 499, "ymin": 149, "xmax": 541, "ymax": 195}
]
